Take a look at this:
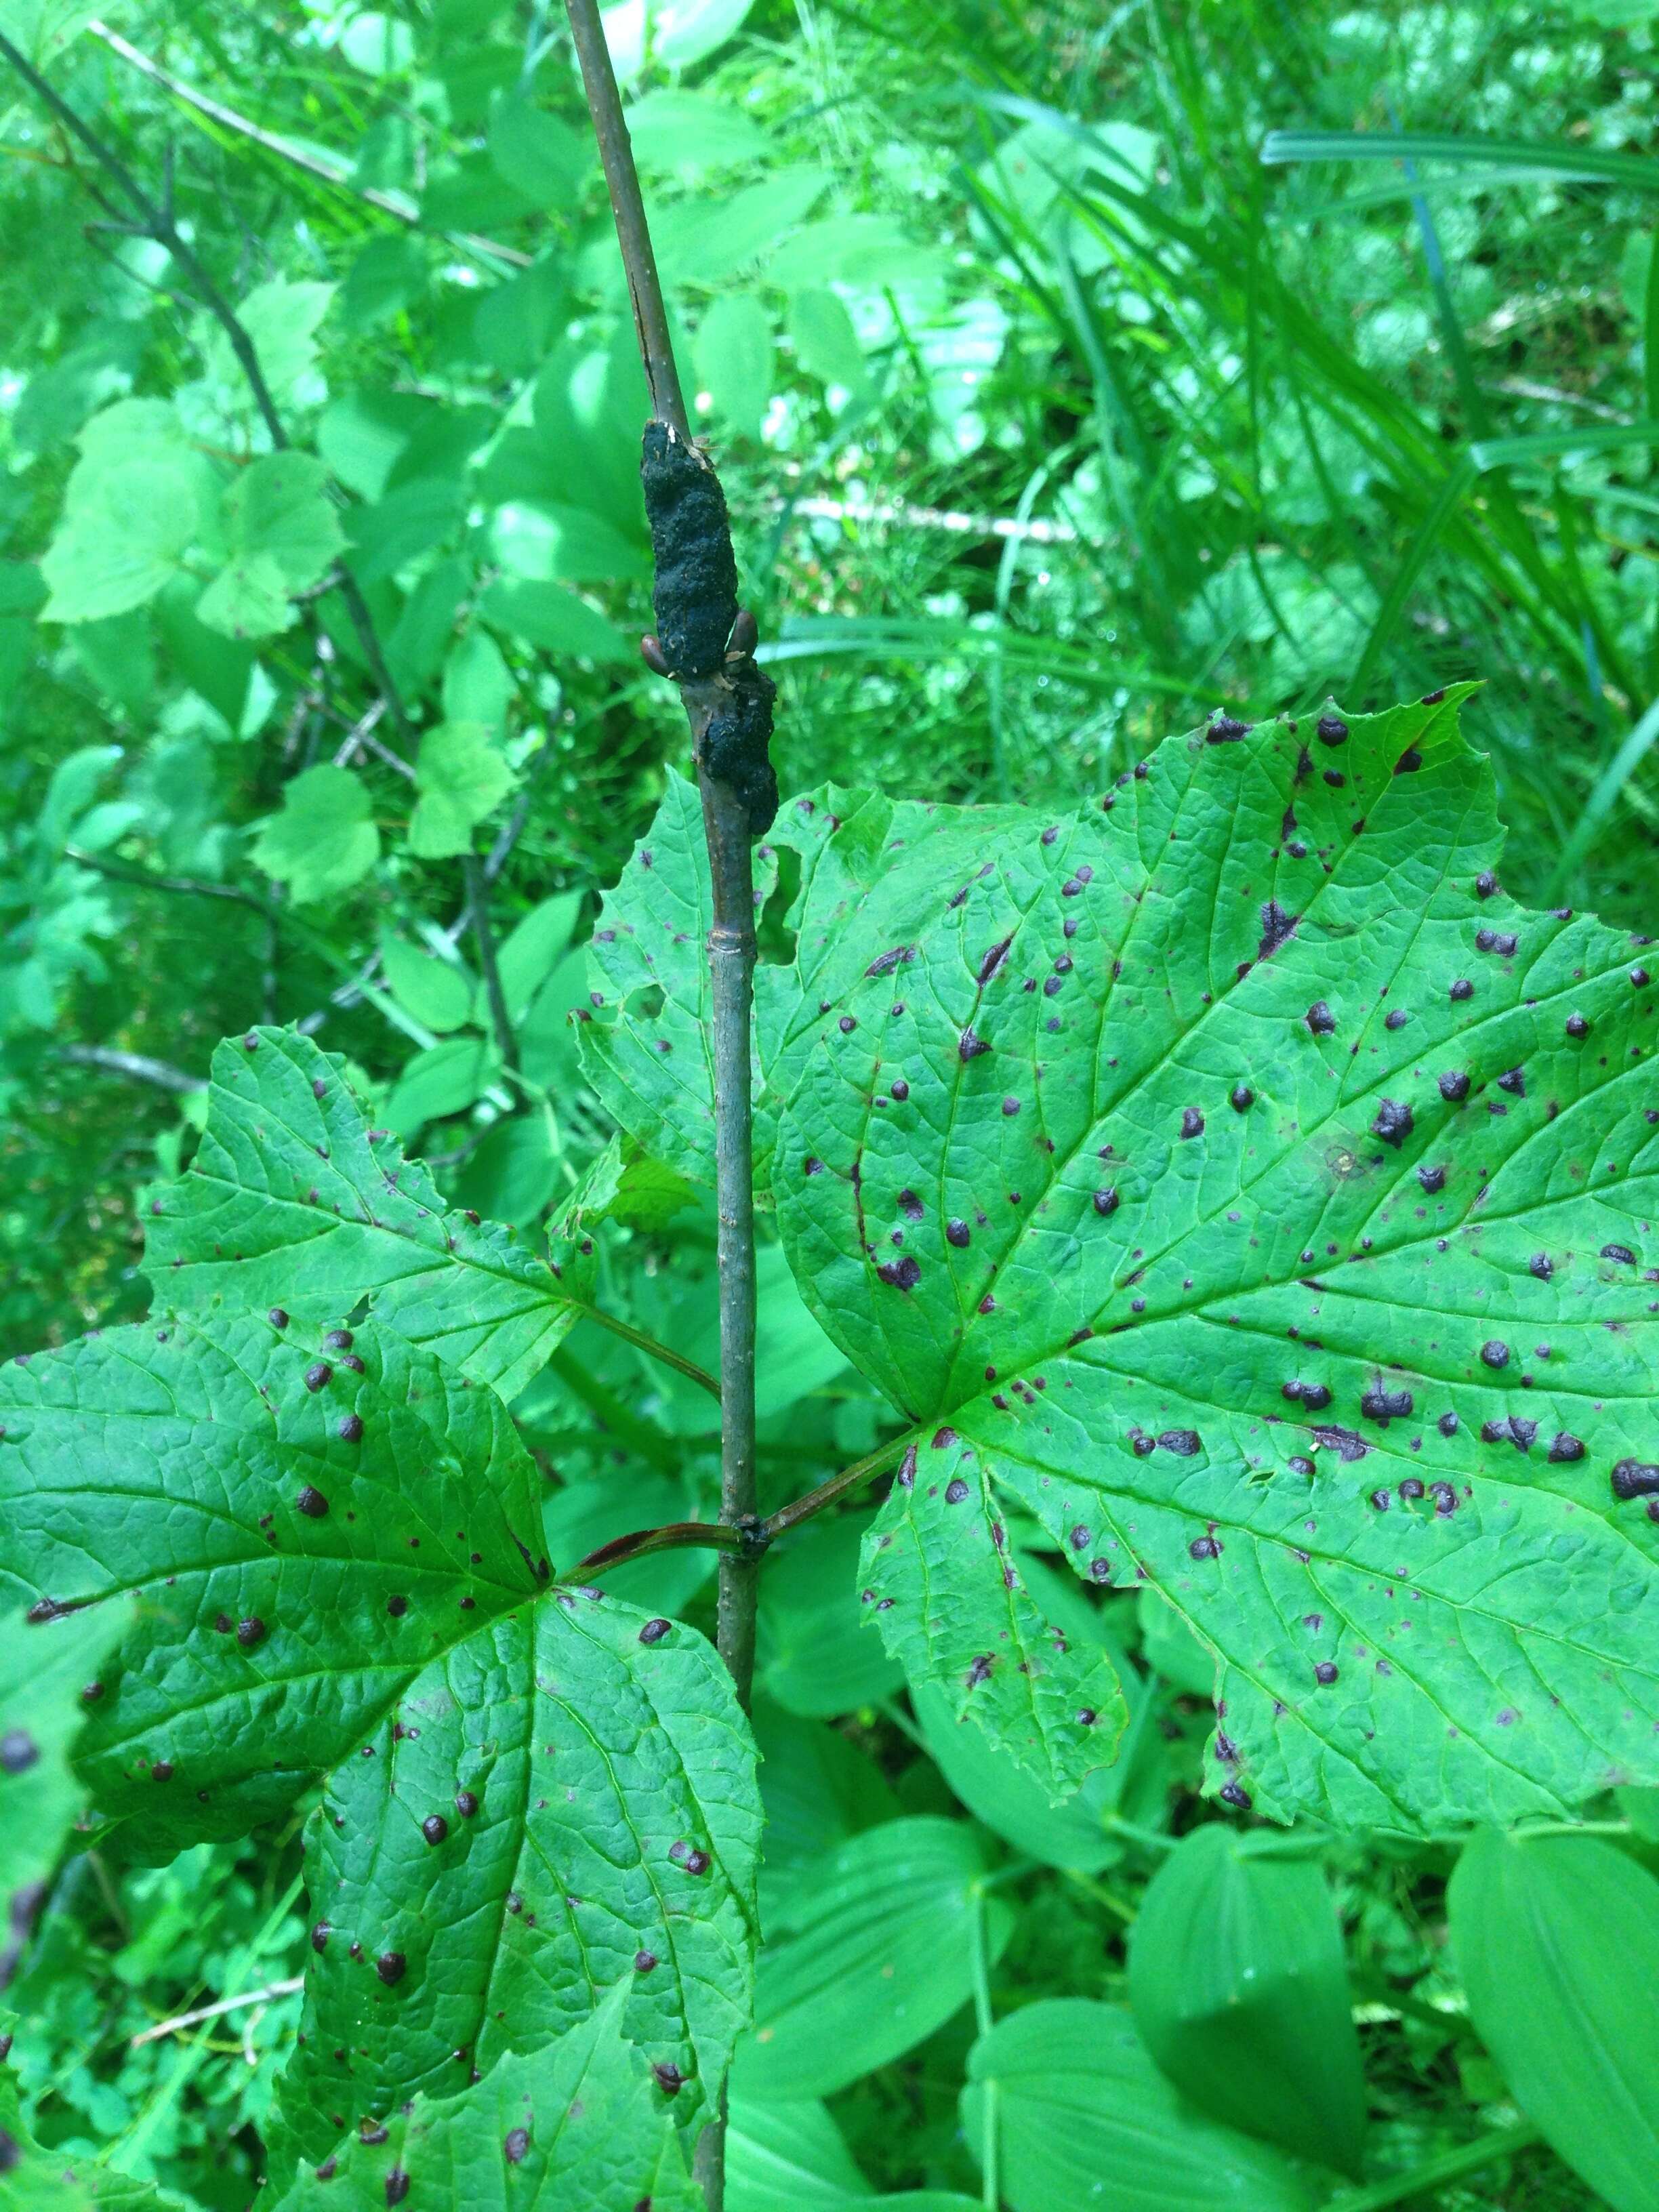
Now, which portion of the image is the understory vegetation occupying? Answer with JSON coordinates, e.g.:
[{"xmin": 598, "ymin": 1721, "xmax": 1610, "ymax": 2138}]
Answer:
[{"xmin": 5, "ymin": 3, "xmax": 1659, "ymax": 2209}]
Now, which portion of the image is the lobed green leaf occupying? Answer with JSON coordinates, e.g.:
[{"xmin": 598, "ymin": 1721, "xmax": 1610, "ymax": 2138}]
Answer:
[
  {"xmin": 144, "ymin": 1028, "xmax": 594, "ymax": 1401},
  {"xmin": 0, "ymin": 1311, "xmax": 759, "ymax": 2158}
]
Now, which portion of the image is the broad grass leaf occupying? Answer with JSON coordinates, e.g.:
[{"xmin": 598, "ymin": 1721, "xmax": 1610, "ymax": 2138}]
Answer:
[
  {"xmin": 1450, "ymin": 1828, "xmax": 1659, "ymax": 2212},
  {"xmin": 750, "ymin": 1700, "xmax": 897, "ymax": 1886},
  {"xmin": 273, "ymin": 1984, "xmax": 700, "ymax": 2209},
  {"xmin": 1128, "ymin": 1825, "xmax": 1366, "ymax": 2175},
  {"xmin": 725, "ymin": 2095, "xmax": 869, "ymax": 2209},
  {"xmin": 0, "ymin": 1313, "xmax": 758, "ymax": 2158},
  {"xmin": 144, "ymin": 1028, "xmax": 596, "ymax": 1401},
  {"xmin": 758, "ymin": 691, "xmax": 1659, "ymax": 1830},
  {"xmin": 961, "ymin": 2000, "xmax": 1315, "ymax": 2212},
  {"xmin": 731, "ymin": 1817, "xmax": 1008, "ymax": 2101},
  {"xmin": 251, "ymin": 765, "xmax": 379, "ymax": 903}
]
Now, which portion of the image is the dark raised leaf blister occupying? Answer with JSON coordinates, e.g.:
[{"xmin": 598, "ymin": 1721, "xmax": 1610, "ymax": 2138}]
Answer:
[
  {"xmin": 701, "ymin": 658, "xmax": 779, "ymax": 836},
  {"xmin": 640, "ymin": 422, "xmax": 739, "ymax": 677}
]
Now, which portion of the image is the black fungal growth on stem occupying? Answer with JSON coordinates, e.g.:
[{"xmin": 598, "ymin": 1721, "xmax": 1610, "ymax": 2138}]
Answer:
[
  {"xmin": 640, "ymin": 422, "xmax": 739, "ymax": 677},
  {"xmin": 700, "ymin": 655, "xmax": 779, "ymax": 837}
]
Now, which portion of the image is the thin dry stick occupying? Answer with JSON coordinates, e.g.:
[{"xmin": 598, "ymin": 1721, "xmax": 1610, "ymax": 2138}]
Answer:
[
  {"xmin": 565, "ymin": 11, "xmax": 760, "ymax": 2203},
  {"xmin": 131, "ymin": 1976, "xmax": 304, "ymax": 2047}
]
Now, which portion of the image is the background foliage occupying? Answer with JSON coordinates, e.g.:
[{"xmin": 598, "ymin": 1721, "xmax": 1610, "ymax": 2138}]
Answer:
[{"xmin": 5, "ymin": 1, "xmax": 1659, "ymax": 2207}]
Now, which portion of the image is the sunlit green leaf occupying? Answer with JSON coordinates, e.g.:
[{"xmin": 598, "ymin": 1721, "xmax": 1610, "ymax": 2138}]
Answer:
[{"xmin": 251, "ymin": 764, "xmax": 380, "ymax": 903}]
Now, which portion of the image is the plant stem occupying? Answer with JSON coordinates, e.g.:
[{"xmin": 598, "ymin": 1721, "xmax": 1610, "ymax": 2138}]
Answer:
[
  {"xmin": 563, "ymin": 3, "xmax": 688, "ymax": 439},
  {"xmin": 968, "ymin": 1889, "xmax": 1000, "ymax": 2210},
  {"xmin": 564, "ymin": 14, "xmax": 760, "ymax": 2200},
  {"xmin": 463, "ymin": 853, "xmax": 521, "ymax": 1078},
  {"xmin": 1319, "ymin": 2122, "xmax": 1542, "ymax": 2212}
]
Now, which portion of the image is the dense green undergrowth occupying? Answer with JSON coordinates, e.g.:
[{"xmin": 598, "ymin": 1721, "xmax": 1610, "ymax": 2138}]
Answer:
[{"xmin": 5, "ymin": 2, "xmax": 1659, "ymax": 2208}]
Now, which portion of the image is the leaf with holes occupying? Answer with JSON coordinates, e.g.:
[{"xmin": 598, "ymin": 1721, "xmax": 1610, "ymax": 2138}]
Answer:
[
  {"xmin": 273, "ymin": 1984, "xmax": 701, "ymax": 2211},
  {"xmin": 0, "ymin": 1311, "xmax": 760, "ymax": 2160},
  {"xmin": 747, "ymin": 687, "xmax": 1659, "ymax": 1830},
  {"xmin": 144, "ymin": 1027, "xmax": 596, "ymax": 1401}
]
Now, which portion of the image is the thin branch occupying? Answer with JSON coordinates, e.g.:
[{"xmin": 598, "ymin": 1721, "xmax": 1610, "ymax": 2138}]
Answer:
[
  {"xmin": 565, "ymin": 2, "xmax": 689, "ymax": 438},
  {"xmin": 575, "ymin": 1431, "xmax": 911, "ymax": 1580},
  {"xmin": 0, "ymin": 30, "xmax": 428, "ymax": 769},
  {"xmin": 65, "ymin": 846, "xmax": 273, "ymax": 912},
  {"xmin": 130, "ymin": 1976, "xmax": 304, "ymax": 2047},
  {"xmin": 582, "ymin": 1308, "xmax": 721, "ymax": 1399},
  {"xmin": 760, "ymin": 1433, "xmax": 911, "ymax": 1543},
  {"xmin": 87, "ymin": 18, "xmax": 532, "ymax": 269},
  {"xmin": 463, "ymin": 853, "xmax": 521, "ymax": 1079},
  {"xmin": 58, "ymin": 1044, "xmax": 206, "ymax": 1094},
  {"xmin": 573, "ymin": 1519, "xmax": 744, "ymax": 1577},
  {"xmin": 565, "ymin": 27, "xmax": 760, "ymax": 2200}
]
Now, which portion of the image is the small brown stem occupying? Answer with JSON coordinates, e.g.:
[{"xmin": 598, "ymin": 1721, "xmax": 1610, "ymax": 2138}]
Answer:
[
  {"xmin": 760, "ymin": 1433, "xmax": 912, "ymax": 1543},
  {"xmin": 573, "ymin": 1519, "xmax": 745, "ymax": 1578}
]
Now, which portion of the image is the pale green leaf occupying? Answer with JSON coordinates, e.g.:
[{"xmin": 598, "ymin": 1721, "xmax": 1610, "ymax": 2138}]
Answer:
[
  {"xmin": 41, "ymin": 402, "xmax": 210, "ymax": 621},
  {"xmin": 199, "ymin": 279, "xmax": 336, "ymax": 413},
  {"xmin": 0, "ymin": 2066, "xmax": 185, "ymax": 2211},
  {"xmin": 577, "ymin": 771, "xmax": 733, "ymax": 1188},
  {"xmin": 487, "ymin": 97, "xmax": 590, "ymax": 203},
  {"xmin": 222, "ymin": 452, "xmax": 344, "ymax": 588},
  {"xmin": 624, "ymin": 91, "xmax": 771, "ymax": 173},
  {"xmin": 441, "ymin": 630, "xmax": 513, "ymax": 731},
  {"xmin": 962, "ymin": 2001, "xmax": 1315, "ymax": 2212},
  {"xmin": 380, "ymin": 939, "xmax": 476, "ymax": 1034},
  {"xmin": 144, "ymin": 1027, "xmax": 598, "ymax": 1401},
  {"xmin": 195, "ymin": 550, "xmax": 295, "ymax": 640},
  {"xmin": 0, "ymin": 0, "xmax": 98, "ymax": 67},
  {"xmin": 731, "ymin": 1818, "xmax": 1008, "ymax": 2101},
  {"xmin": 251, "ymin": 764, "xmax": 380, "ymax": 903},
  {"xmin": 384, "ymin": 1035, "xmax": 501, "ymax": 1133},
  {"xmin": 786, "ymin": 290, "xmax": 869, "ymax": 395},
  {"xmin": 407, "ymin": 723, "xmax": 516, "ymax": 861},
  {"xmin": 479, "ymin": 578, "xmax": 632, "ymax": 661},
  {"xmin": 695, "ymin": 293, "xmax": 774, "ymax": 442},
  {"xmin": 1450, "ymin": 1828, "xmax": 1659, "ymax": 2212}
]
